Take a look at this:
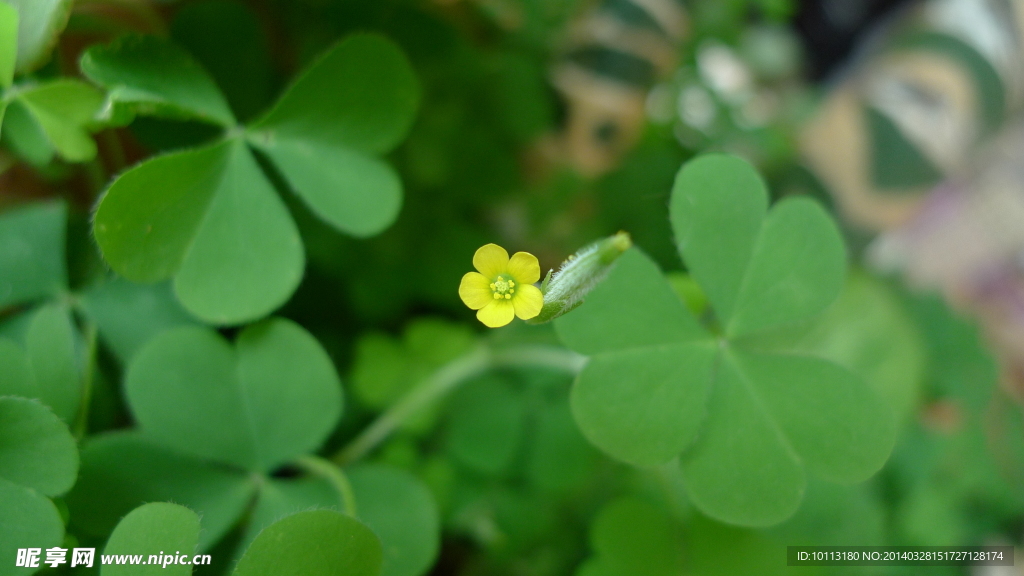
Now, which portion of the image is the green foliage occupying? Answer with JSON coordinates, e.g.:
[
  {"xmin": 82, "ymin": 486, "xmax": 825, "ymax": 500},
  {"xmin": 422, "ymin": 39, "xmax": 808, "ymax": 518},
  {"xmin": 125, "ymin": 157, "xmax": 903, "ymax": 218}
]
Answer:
[
  {"xmin": 92, "ymin": 33, "xmax": 419, "ymax": 324},
  {"xmin": 81, "ymin": 35, "xmax": 236, "ymax": 126},
  {"xmin": 556, "ymin": 154, "xmax": 895, "ymax": 526},
  {"xmin": 3, "ymin": 0, "xmax": 72, "ymax": 74},
  {"xmin": 101, "ymin": 503, "xmax": 200, "ymax": 576},
  {"xmin": 576, "ymin": 497, "xmax": 685, "ymax": 576},
  {"xmin": 349, "ymin": 464, "xmax": 441, "ymax": 576},
  {"xmin": 0, "ymin": 202, "xmax": 66, "ymax": 309},
  {"xmin": 233, "ymin": 510, "xmax": 383, "ymax": 576},
  {"xmin": 125, "ymin": 318, "xmax": 342, "ymax": 472},
  {"xmin": 68, "ymin": 432, "xmax": 256, "ymax": 550},
  {"xmin": 0, "ymin": 304, "xmax": 81, "ymax": 423},
  {"xmin": 0, "ymin": 396, "xmax": 77, "ymax": 496},
  {"xmin": 0, "ymin": 2, "xmax": 15, "ymax": 89}
]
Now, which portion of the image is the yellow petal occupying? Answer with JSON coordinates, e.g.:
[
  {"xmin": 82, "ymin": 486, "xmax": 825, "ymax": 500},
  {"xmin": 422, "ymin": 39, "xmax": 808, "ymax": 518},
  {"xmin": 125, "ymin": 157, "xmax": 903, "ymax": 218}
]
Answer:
[
  {"xmin": 477, "ymin": 299, "xmax": 515, "ymax": 328},
  {"xmin": 512, "ymin": 284, "xmax": 543, "ymax": 320},
  {"xmin": 473, "ymin": 244, "xmax": 509, "ymax": 278},
  {"xmin": 459, "ymin": 272, "xmax": 494, "ymax": 310},
  {"xmin": 508, "ymin": 251, "xmax": 541, "ymax": 284}
]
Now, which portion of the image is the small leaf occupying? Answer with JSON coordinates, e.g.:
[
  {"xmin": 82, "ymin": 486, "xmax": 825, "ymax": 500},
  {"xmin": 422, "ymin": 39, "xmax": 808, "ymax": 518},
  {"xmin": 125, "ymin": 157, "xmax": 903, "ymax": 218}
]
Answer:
[
  {"xmin": 258, "ymin": 140, "xmax": 402, "ymax": 237},
  {"xmin": 670, "ymin": 154, "xmax": 768, "ymax": 326},
  {"xmin": 250, "ymin": 34, "xmax": 418, "ymax": 155},
  {"xmin": 125, "ymin": 319, "xmax": 342, "ymax": 472},
  {"xmin": 233, "ymin": 510, "xmax": 383, "ymax": 576},
  {"xmin": 0, "ymin": 397, "xmax": 77, "ymax": 497},
  {"xmin": 727, "ymin": 197, "xmax": 846, "ymax": 337},
  {"xmin": 0, "ymin": 99, "xmax": 53, "ymax": 165},
  {"xmin": 348, "ymin": 464, "xmax": 440, "ymax": 576},
  {"xmin": 577, "ymin": 497, "xmax": 685, "ymax": 576},
  {"xmin": 5, "ymin": 0, "xmax": 72, "ymax": 74},
  {"xmin": 93, "ymin": 139, "xmax": 304, "ymax": 324},
  {"xmin": 15, "ymin": 79, "xmax": 104, "ymax": 162},
  {"xmin": 78, "ymin": 278, "xmax": 198, "ymax": 363},
  {"xmin": 571, "ymin": 342, "xmax": 717, "ymax": 467},
  {"xmin": 0, "ymin": 2, "xmax": 16, "ymax": 88},
  {"xmin": 80, "ymin": 35, "xmax": 236, "ymax": 126},
  {"xmin": 237, "ymin": 476, "xmax": 341, "ymax": 559},
  {"xmin": 0, "ymin": 201, "xmax": 67, "ymax": 308},
  {"xmin": 249, "ymin": 33, "xmax": 418, "ymax": 237},
  {"xmin": 525, "ymin": 397, "xmax": 598, "ymax": 493},
  {"xmin": 0, "ymin": 477, "xmax": 64, "ymax": 576},
  {"xmin": 24, "ymin": 304, "xmax": 79, "ymax": 423},
  {"xmin": 101, "ymin": 503, "xmax": 200, "ymax": 576},
  {"xmin": 67, "ymin": 431, "xmax": 254, "ymax": 551},
  {"xmin": 446, "ymin": 376, "xmax": 524, "ymax": 475}
]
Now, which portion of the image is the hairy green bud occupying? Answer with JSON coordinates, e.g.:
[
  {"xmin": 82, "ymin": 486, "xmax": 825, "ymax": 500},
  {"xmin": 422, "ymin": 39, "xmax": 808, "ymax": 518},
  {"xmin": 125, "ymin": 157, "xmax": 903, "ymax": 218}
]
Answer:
[{"xmin": 528, "ymin": 232, "xmax": 632, "ymax": 324}]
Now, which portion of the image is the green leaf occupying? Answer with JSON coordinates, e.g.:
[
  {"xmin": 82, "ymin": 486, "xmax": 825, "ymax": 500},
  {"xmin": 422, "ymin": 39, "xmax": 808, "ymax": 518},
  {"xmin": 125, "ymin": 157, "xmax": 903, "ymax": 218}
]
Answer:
[
  {"xmin": 0, "ymin": 397, "xmax": 77, "ymax": 496},
  {"xmin": 25, "ymin": 304, "xmax": 79, "ymax": 423},
  {"xmin": 727, "ymin": 197, "xmax": 845, "ymax": 336},
  {"xmin": 577, "ymin": 497, "xmax": 685, "ymax": 576},
  {"xmin": 348, "ymin": 464, "xmax": 440, "ymax": 576},
  {"xmin": 257, "ymin": 140, "xmax": 402, "ymax": 237},
  {"xmin": 79, "ymin": 278, "xmax": 198, "ymax": 363},
  {"xmin": 233, "ymin": 510, "xmax": 383, "ymax": 576},
  {"xmin": 0, "ymin": 99, "xmax": 52, "ymax": 165},
  {"xmin": 0, "ymin": 305, "xmax": 80, "ymax": 423},
  {"xmin": 555, "ymin": 249, "xmax": 709, "ymax": 356},
  {"xmin": 446, "ymin": 376, "xmax": 524, "ymax": 475},
  {"xmin": 4, "ymin": 0, "xmax": 72, "ymax": 74},
  {"xmin": 93, "ymin": 139, "xmax": 304, "ymax": 324},
  {"xmin": 80, "ymin": 34, "xmax": 236, "ymax": 126},
  {"xmin": 557, "ymin": 154, "xmax": 895, "ymax": 526},
  {"xmin": 0, "ymin": 201, "xmax": 67, "ymax": 308},
  {"xmin": 571, "ymin": 341, "xmax": 717, "ymax": 467},
  {"xmin": 0, "ymin": 477, "xmax": 64, "ymax": 576},
  {"xmin": 15, "ymin": 80, "xmax": 104, "ymax": 162},
  {"xmin": 237, "ymin": 476, "xmax": 341, "ymax": 559},
  {"xmin": 101, "ymin": 503, "xmax": 200, "ymax": 576},
  {"xmin": 0, "ymin": 2, "xmax": 16, "ymax": 88},
  {"xmin": 679, "ymin": 351, "xmax": 894, "ymax": 526},
  {"xmin": 67, "ymin": 431, "xmax": 254, "ymax": 551},
  {"xmin": 249, "ymin": 33, "xmax": 419, "ymax": 237},
  {"xmin": 250, "ymin": 34, "xmax": 418, "ymax": 155},
  {"xmin": 125, "ymin": 319, "xmax": 342, "ymax": 472},
  {"xmin": 525, "ymin": 397, "xmax": 599, "ymax": 493},
  {"xmin": 669, "ymin": 154, "xmax": 768, "ymax": 326}
]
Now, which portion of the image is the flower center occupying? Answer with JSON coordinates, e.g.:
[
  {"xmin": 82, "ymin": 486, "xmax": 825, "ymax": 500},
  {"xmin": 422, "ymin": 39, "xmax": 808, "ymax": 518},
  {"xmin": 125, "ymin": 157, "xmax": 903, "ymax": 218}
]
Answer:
[{"xmin": 489, "ymin": 276, "xmax": 516, "ymax": 300}]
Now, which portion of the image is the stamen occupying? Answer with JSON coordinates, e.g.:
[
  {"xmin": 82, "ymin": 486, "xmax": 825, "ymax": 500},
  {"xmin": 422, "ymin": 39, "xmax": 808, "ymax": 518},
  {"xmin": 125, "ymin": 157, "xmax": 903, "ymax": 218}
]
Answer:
[{"xmin": 504, "ymin": 294, "xmax": 511, "ymax": 299}]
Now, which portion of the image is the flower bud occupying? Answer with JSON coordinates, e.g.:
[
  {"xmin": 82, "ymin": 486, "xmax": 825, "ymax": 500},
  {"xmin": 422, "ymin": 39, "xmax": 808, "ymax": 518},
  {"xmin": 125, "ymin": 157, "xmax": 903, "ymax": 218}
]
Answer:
[{"xmin": 527, "ymin": 231, "xmax": 632, "ymax": 324}]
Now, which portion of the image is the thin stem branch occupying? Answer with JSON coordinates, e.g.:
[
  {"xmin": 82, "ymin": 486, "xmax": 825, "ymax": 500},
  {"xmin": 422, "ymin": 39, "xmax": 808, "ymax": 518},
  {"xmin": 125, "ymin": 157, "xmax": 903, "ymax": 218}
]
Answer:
[
  {"xmin": 332, "ymin": 343, "xmax": 586, "ymax": 466},
  {"xmin": 294, "ymin": 454, "xmax": 358, "ymax": 517}
]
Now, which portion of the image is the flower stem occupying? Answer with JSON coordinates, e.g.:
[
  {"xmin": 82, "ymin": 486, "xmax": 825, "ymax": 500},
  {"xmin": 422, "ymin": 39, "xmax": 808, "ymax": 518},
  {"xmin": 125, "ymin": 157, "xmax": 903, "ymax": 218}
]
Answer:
[
  {"xmin": 333, "ymin": 343, "xmax": 586, "ymax": 466},
  {"xmin": 75, "ymin": 320, "xmax": 99, "ymax": 439},
  {"xmin": 294, "ymin": 454, "xmax": 358, "ymax": 517}
]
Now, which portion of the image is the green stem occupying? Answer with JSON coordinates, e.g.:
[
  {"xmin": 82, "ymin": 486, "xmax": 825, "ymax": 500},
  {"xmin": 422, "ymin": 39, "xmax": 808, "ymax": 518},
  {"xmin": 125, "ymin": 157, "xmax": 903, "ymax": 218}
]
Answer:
[
  {"xmin": 294, "ymin": 454, "xmax": 358, "ymax": 517},
  {"xmin": 333, "ymin": 344, "xmax": 586, "ymax": 466},
  {"xmin": 75, "ymin": 320, "xmax": 98, "ymax": 439}
]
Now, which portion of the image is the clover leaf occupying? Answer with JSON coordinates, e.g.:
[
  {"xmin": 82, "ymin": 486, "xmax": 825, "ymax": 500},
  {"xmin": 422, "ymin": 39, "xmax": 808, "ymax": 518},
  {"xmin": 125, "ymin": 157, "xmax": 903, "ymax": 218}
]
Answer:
[
  {"xmin": 0, "ymin": 397, "xmax": 78, "ymax": 576},
  {"xmin": 89, "ymin": 33, "xmax": 419, "ymax": 324},
  {"xmin": 101, "ymin": 503, "xmax": 201, "ymax": 576},
  {"xmin": 125, "ymin": 318, "xmax": 342, "ymax": 472},
  {"xmin": 555, "ymin": 154, "xmax": 895, "ymax": 526},
  {"xmin": 233, "ymin": 510, "xmax": 383, "ymax": 576}
]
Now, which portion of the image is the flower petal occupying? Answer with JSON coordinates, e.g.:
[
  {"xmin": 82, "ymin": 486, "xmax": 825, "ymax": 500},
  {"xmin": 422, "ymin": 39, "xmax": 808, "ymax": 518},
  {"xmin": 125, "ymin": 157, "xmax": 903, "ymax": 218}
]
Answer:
[
  {"xmin": 459, "ymin": 272, "xmax": 494, "ymax": 310},
  {"xmin": 512, "ymin": 284, "xmax": 543, "ymax": 320},
  {"xmin": 473, "ymin": 244, "xmax": 510, "ymax": 278},
  {"xmin": 508, "ymin": 251, "xmax": 541, "ymax": 284},
  {"xmin": 477, "ymin": 299, "xmax": 515, "ymax": 328}
]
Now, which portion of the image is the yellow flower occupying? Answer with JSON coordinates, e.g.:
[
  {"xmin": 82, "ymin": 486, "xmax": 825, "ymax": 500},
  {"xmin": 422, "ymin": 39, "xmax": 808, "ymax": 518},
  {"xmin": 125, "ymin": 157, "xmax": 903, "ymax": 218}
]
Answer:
[{"xmin": 459, "ymin": 244, "xmax": 544, "ymax": 328}]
